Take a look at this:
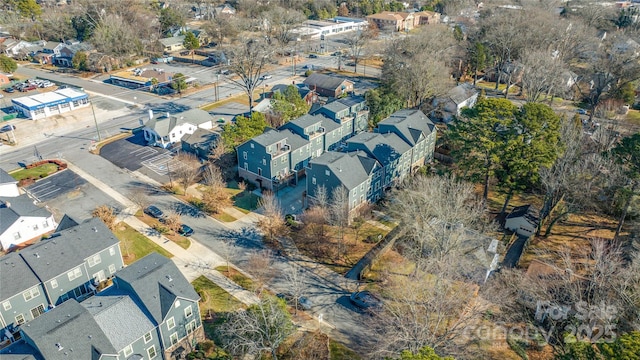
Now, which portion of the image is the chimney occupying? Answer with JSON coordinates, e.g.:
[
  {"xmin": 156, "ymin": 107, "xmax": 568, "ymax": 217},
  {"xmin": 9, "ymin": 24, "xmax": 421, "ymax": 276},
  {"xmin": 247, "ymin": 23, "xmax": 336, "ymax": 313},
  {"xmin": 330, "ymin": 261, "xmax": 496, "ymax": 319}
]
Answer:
[
  {"xmin": 148, "ymin": 109, "xmax": 154, "ymax": 120},
  {"xmin": 4, "ymin": 201, "xmax": 10, "ymax": 208}
]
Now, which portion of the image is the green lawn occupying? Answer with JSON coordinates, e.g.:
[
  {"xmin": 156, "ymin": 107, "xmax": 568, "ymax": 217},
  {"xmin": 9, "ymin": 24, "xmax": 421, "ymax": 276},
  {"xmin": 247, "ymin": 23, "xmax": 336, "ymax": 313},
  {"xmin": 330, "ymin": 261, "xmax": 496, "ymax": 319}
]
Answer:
[
  {"xmin": 192, "ymin": 276, "xmax": 244, "ymax": 313},
  {"xmin": 213, "ymin": 212, "xmax": 237, "ymax": 222},
  {"xmin": 225, "ymin": 180, "xmax": 261, "ymax": 213},
  {"xmin": 215, "ymin": 266, "xmax": 254, "ymax": 291},
  {"xmin": 626, "ymin": 110, "xmax": 640, "ymax": 126},
  {"xmin": 10, "ymin": 164, "xmax": 59, "ymax": 181},
  {"xmin": 112, "ymin": 223, "xmax": 173, "ymax": 264},
  {"xmin": 330, "ymin": 340, "xmax": 361, "ymax": 360}
]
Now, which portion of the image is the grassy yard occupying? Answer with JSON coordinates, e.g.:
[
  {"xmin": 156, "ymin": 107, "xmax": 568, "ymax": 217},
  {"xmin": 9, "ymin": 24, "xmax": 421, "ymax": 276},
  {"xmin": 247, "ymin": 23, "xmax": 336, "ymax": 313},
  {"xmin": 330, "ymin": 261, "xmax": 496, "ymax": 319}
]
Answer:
[
  {"xmin": 330, "ymin": 340, "xmax": 362, "ymax": 360},
  {"xmin": 476, "ymin": 81, "xmax": 508, "ymax": 91},
  {"xmin": 10, "ymin": 163, "xmax": 59, "ymax": 181},
  {"xmin": 213, "ymin": 212, "xmax": 237, "ymax": 222},
  {"xmin": 137, "ymin": 214, "xmax": 191, "ymax": 249},
  {"xmin": 215, "ymin": 266, "xmax": 255, "ymax": 291},
  {"xmin": 112, "ymin": 223, "xmax": 173, "ymax": 264},
  {"xmin": 225, "ymin": 180, "xmax": 261, "ymax": 213},
  {"xmin": 192, "ymin": 275, "xmax": 244, "ymax": 314},
  {"xmin": 626, "ymin": 109, "xmax": 640, "ymax": 126}
]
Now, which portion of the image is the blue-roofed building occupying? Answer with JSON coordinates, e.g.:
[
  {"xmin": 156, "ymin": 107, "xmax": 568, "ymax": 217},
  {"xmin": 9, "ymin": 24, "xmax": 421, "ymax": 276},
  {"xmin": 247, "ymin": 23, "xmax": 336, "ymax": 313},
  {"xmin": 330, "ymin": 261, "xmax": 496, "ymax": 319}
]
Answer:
[{"xmin": 11, "ymin": 88, "xmax": 89, "ymax": 120}]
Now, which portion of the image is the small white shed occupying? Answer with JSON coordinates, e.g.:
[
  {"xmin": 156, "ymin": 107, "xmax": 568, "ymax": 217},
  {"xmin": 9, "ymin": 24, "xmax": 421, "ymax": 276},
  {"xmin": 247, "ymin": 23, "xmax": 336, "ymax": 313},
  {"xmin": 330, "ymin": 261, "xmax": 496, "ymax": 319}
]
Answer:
[{"xmin": 505, "ymin": 204, "xmax": 539, "ymax": 237}]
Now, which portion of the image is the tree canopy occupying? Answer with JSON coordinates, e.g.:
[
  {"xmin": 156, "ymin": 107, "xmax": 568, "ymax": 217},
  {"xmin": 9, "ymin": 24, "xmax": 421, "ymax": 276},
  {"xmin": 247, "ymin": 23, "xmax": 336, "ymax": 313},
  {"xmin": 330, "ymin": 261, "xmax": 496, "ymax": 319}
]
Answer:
[
  {"xmin": 221, "ymin": 112, "xmax": 268, "ymax": 150},
  {"xmin": 182, "ymin": 31, "xmax": 200, "ymax": 51},
  {"xmin": 0, "ymin": 55, "xmax": 18, "ymax": 74},
  {"xmin": 270, "ymin": 85, "xmax": 310, "ymax": 124},
  {"xmin": 388, "ymin": 346, "xmax": 455, "ymax": 360}
]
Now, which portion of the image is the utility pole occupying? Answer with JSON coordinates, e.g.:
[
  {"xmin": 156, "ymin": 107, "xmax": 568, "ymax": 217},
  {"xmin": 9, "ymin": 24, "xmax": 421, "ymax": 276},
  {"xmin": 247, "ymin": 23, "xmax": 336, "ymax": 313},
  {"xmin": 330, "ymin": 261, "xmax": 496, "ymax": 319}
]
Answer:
[{"xmin": 91, "ymin": 100, "xmax": 102, "ymax": 141}]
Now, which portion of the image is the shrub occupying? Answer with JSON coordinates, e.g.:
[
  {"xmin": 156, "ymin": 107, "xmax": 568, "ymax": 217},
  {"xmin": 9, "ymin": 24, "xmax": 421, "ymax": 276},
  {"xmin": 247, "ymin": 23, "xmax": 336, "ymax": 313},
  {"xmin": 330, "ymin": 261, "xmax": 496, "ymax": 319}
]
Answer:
[
  {"xmin": 152, "ymin": 224, "xmax": 170, "ymax": 235},
  {"xmin": 305, "ymin": 70, "xmax": 313, "ymax": 77}
]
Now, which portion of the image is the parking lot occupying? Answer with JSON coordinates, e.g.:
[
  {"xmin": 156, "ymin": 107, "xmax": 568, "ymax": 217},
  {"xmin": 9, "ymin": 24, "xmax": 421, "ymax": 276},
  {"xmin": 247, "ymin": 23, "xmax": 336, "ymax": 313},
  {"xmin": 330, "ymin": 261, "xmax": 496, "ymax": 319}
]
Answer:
[
  {"xmin": 25, "ymin": 169, "xmax": 86, "ymax": 202},
  {"xmin": 100, "ymin": 133, "xmax": 193, "ymax": 181}
]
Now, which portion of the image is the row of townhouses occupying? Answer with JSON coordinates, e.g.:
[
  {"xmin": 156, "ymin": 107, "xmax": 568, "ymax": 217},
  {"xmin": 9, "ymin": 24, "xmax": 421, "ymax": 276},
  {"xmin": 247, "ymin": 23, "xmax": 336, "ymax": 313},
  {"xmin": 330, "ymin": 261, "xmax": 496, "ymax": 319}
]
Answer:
[
  {"xmin": 236, "ymin": 92, "xmax": 437, "ymax": 214},
  {"xmin": 0, "ymin": 218, "xmax": 202, "ymax": 360}
]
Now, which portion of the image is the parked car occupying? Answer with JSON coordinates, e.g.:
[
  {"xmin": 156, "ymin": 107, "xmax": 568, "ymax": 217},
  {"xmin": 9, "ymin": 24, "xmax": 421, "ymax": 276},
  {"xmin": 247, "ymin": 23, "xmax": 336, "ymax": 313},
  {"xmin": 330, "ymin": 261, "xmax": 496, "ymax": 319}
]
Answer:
[
  {"xmin": 276, "ymin": 293, "xmax": 312, "ymax": 310},
  {"xmin": 3, "ymin": 87, "xmax": 14, "ymax": 93},
  {"xmin": 332, "ymin": 51, "xmax": 342, "ymax": 56},
  {"xmin": 350, "ymin": 291, "xmax": 383, "ymax": 311},
  {"xmin": 39, "ymin": 81, "xmax": 55, "ymax": 88},
  {"xmin": 0, "ymin": 125, "xmax": 16, "ymax": 133},
  {"xmin": 260, "ymin": 74, "xmax": 273, "ymax": 80},
  {"xmin": 178, "ymin": 224, "xmax": 194, "ymax": 237},
  {"xmin": 20, "ymin": 84, "xmax": 37, "ymax": 92},
  {"xmin": 219, "ymin": 69, "xmax": 231, "ymax": 75},
  {"xmin": 576, "ymin": 109, "xmax": 587, "ymax": 115},
  {"xmin": 309, "ymin": 54, "xmax": 318, "ymax": 58},
  {"xmin": 144, "ymin": 205, "xmax": 164, "ymax": 219}
]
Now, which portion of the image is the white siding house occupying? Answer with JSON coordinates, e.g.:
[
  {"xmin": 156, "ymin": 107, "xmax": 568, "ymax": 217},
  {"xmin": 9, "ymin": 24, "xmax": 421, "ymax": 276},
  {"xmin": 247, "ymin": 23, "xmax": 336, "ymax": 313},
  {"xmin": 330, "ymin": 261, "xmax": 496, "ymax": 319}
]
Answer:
[
  {"xmin": 505, "ymin": 205, "xmax": 539, "ymax": 237},
  {"xmin": 0, "ymin": 194, "xmax": 56, "ymax": 250},
  {"xmin": 0, "ymin": 168, "xmax": 19, "ymax": 197},
  {"xmin": 143, "ymin": 109, "xmax": 215, "ymax": 148}
]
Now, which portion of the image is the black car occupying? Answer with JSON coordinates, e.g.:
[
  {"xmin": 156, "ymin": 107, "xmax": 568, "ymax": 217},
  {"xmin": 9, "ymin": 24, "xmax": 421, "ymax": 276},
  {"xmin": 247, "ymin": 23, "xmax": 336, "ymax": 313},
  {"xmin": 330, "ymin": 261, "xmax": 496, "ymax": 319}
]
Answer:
[
  {"xmin": 0, "ymin": 125, "xmax": 15, "ymax": 133},
  {"xmin": 309, "ymin": 54, "xmax": 318, "ymax": 58},
  {"xmin": 276, "ymin": 293, "xmax": 312, "ymax": 310},
  {"xmin": 144, "ymin": 205, "xmax": 164, "ymax": 219},
  {"xmin": 178, "ymin": 224, "xmax": 194, "ymax": 237},
  {"xmin": 350, "ymin": 291, "xmax": 383, "ymax": 311}
]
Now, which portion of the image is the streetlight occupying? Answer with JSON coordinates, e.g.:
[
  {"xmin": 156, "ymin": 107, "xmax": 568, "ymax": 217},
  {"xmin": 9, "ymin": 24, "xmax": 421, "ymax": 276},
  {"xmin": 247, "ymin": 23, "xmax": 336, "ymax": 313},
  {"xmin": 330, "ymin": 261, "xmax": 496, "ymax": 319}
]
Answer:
[{"xmin": 90, "ymin": 100, "xmax": 102, "ymax": 142}]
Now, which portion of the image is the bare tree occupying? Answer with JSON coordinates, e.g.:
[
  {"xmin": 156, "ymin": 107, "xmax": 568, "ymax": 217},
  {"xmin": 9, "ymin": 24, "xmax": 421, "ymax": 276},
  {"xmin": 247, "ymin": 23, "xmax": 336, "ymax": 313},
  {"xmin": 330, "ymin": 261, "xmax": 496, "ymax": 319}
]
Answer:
[
  {"xmin": 283, "ymin": 264, "xmax": 306, "ymax": 314},
  {"xmin": 247, "ymin": 250, "xmax": 279, "ymax": 293},
  {"xmin": 261, "ymin": 6, "xmax": 306, "ymax": 49},
  {"xmin": 257, "ymin": 191, "xmax": 288, "ymax": 243},
  {"xmin": 519, "ymin": 49, "xmax": 565, "ymax": 103},
  {"xmin": 171, "ymin": 153, "xmax": 202, "ymax": 195},
  {"xmin": 387, "ymin": 175, "xmax": 491, "ymax": 266},
  {"xmin": 218, "ymin": 240, "xmax": 238, "ymax": 273},
  {"xmin": 164, "ymin": 211, "xmax": 182, "ymax": 234},
  {"xmin": 92, "ymin": 205, "xmax": 117, "ymax": 230},
  {"xmin": 128, "ymin": 188, "xmax": 150, "ymax": 213},
  {"xmin": 225, "ymin": 37, "xmax": 273, "ymax": 112},
  {"xmin": 382, "ymin": 25, "xmax": 455, "ymax": 108},
  {"xmin": 489, "ymin": 239, "xmax": 640, "ymax": 356},
  {"xmin": 371, "ymin": 260, "xmax": 487, "ymax": 358},
  {"xmin": 329, "ymin": 186, "xmax": 350, "ymax": 258},
  {"xmin": 217, "ymin": 295, "xmax": 295, "ymax": 360},
  {"xmin": 200, "ymin": 164, "xmax": 232, "ymax": 213},
  {"xmin": 344, "ymin": 25, "xmax": 375, "ymax": 73}
]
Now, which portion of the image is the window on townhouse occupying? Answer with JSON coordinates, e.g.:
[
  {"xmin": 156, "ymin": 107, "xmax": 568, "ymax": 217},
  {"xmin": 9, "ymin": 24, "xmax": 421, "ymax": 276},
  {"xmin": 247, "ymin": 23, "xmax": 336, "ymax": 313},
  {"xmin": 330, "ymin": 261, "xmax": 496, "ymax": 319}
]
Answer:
[
  {"xmin": 325, "ymin": 170, "xmax": 330, "ymax": 176},
  {"xmin": 51, "ymin": 279, "xmax": 58, "ymax": 289},
  {"xmin": 243, "ymin": 151, "xmax": 247, "ymax": 160},
  {"xmin": 88, "ymin": 254, "xmax": 101, "ymax": 267},
  {"xmin": 312, "ymin": 177, "xmax": 316, "ymax": 185},
  {"xmin": 281, "ymin": 156, "xmax": 286, "ymax": 163},
  {"xmin": 123, "ymin": 344, "xmax": 133, "ymax": 357},
  {"xmin": 186, "ymin": 320, "xmax": 197, "ymax": 334},
  {"xmin": 109, "ymin": 246, "xmax": 116, "ymax": 256},
  {"xmin": 2, "ymin": 301, "xmax": 11, "ymax": 311},
  {"xmin": 144, "ymin": 332, "xmax": 152, "ymax": 344},
  {"xmin": 42, "ymin": 220, "xmax": 49, "ymax": 228},
  {"xmin": 167, "ymin": 317, "xmax": 176, "ymax": 330},
  {"xmin": 185, "ymin": 305, "xmax": 193, "ymax": 318},
  {"xmin": 263, "ymin": 159, "xmax": 267, "ymax": 165},
  {"xmin": 23, "ymin": 288, "xmax": 40, "ymax": 301},
  {"xmin": 175, "ymin": 300, "xmax": 181, "ymax": 308},
  {"xmin": 170, "ymin": 332, "xmax": 179, "ymax": 345},
  {"xmin": 109, "ymin": 264, "xmax": 116, "ymax": 274},
  {"xmin": 244, "ymin": 162, "xmax": 248, "ymax": 170},
  {"xmin": 13, "ymin": 232, "xmax": 21, "ymax": 240},
  {"xmin": 15, "ymin": 314, "xmax": 25, "ymax": 325},
  {"xmin": 67, "ymin": 268, "xmax": 82, "ymax": 281},
  {"xmin": 148, "ymin": 345, "xmax": 157, "ymax": 359},
  {"xmin": 32, "ymin": 224, "xmax": 39, "ymax": 231},
  {"xmin": 30, "ymin": 304, "xmax": 45, "ymax": 319}
]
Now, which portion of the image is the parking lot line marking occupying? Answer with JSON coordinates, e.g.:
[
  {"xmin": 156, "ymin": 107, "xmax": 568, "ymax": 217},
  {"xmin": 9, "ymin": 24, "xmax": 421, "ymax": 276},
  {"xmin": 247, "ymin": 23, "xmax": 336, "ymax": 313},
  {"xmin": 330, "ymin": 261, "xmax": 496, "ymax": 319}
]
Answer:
[
  {"xmin": 38, "ymin": 188, "xmax": 61, "ymax": 199},
  {"xmin": 28, "ymin": 181, "xmax": 53, "ymax": 191}
]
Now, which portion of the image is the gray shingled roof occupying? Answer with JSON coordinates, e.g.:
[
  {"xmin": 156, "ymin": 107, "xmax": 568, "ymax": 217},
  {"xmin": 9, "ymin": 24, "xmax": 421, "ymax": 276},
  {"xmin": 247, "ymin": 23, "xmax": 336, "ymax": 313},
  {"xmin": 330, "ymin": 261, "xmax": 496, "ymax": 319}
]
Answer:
[
  {"xmin": 0, "ymin": 340, "xmax": 41, "ymax": 360},
  {"xmin": 0, "ymin": 252, "xmax": 42, "ymax": 301},
  {"xmin": 448, "ymin": 83, "xmax": 477, "ymax": 105},
  {"xmin": 321, "ymin": 95, "xmax": 365, "ymax": 113},
  {"xmin": 83, "ymin": 295, "xmax": 155, "ymax": 351},
  {"xmin": 377, "ymin": 109, "xmax": 434, "ymax": 146},
  {"xmin": 0, "ymin": 168, "xmax": 17, "ymax": 185},
  {"xmin": 21, "ymin": 299, "xmax": 118, "ymax": 360},
  {"xmin": 303, "ymin": 73, "xmax": 353, "ymax": 92},
  {"xmin": 54, "ymin": 214, "xmax": 79, "ymax": 232},
  {"xmin": 310, "ymin": 151, "xmax": 379, "ymax": 190},
  {"xmin": 159, "ymin": 35, "xmax": 185, "ymax": 47},
  {"xmin": 145, "ymin": 109, "xmax": 213, "ymax": 137},
  {"xmin": 19, "ymin": 218, "xmax": 120, "ymax": 282},
  {"xmin": 0, "ymin": 194, "xmax": 52, "ymax": 235},
  {"xmin": 181, "ymin": 128, "xmax": 218, "ymax": 147},
  {"xmin": 114, "ymin": 253, "xmax": 199, "ymax": 325},
  {"xmin": 347, "ymin": 132, "xmax": 411, "ymax": 165},
  {"xmin": 507, "ymin": 204, "xmax": 540, "ymax": 225},
  {"xmin": 279, "ymin": 129, "xmax": 309, "ymax": 151},
  {"xmin": 287, "ymin": 114, "xmax": 326, "ymax": 129},
  {"xmin": 318, "ymin": 100, "xmax": 348, "ymax": 114},
  {"xmin": 249, "ymin": 128, "xmax": 289, "ymax": 147}
]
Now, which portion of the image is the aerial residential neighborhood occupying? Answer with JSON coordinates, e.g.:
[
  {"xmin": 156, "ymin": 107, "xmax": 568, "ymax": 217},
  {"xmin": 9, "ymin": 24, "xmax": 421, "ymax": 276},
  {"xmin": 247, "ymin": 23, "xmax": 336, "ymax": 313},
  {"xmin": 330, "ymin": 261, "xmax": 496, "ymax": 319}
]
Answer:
[{"xmin": 0, "ymin": 0, "xmax": 639, "ymax": 359}]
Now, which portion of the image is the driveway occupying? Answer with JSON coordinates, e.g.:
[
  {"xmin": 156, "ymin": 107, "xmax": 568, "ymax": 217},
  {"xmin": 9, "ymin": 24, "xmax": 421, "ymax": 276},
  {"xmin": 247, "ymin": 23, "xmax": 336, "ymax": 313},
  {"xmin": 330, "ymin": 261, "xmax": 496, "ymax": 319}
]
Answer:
[
  {"xmin": 25, "ymin": 169, "xmax": 86, "ymax": 202},
  {"xmin": 99, "ymin": 133, "xmax": 181, "ymax": 182}
]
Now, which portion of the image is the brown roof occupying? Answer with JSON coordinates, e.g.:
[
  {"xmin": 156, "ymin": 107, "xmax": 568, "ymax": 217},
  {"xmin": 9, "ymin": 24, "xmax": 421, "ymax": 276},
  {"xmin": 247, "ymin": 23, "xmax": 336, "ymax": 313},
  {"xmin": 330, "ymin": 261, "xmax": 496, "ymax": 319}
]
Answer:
[
  {"xmin": 366, "ymin": 11, "xmax": 404, "ymax": 21},
  {"xmin": 140, "ymin": 69, "xmax": 172, "ymax": 83}
]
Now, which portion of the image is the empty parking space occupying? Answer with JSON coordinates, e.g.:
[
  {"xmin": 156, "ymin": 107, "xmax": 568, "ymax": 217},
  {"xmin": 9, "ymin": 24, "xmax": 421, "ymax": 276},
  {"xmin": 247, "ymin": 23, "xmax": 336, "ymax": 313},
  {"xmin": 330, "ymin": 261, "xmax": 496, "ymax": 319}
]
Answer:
[{"xmin": 25, "ymin": 170, "xmax": 86, "ymax": 202}]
